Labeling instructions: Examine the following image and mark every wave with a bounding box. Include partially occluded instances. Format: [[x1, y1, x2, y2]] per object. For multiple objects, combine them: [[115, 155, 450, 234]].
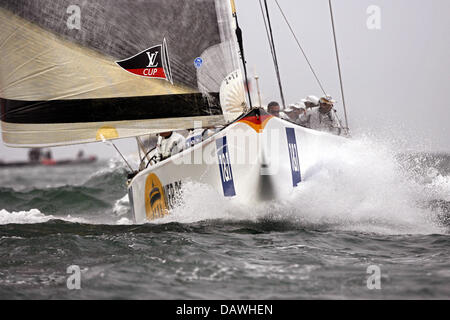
[[0, 139, 448, 235], [0, 185, 111, 214], [0, 159, 130, 224], [0, 159, 128, 211]]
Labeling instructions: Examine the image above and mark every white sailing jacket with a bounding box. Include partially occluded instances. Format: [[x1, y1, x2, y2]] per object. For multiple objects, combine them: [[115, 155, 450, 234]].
[[156, 132, 185, 160], [305, 107, 342, 134]]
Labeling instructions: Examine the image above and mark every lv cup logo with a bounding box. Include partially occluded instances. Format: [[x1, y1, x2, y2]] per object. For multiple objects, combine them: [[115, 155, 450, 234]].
[[116, 38, 173, 83]]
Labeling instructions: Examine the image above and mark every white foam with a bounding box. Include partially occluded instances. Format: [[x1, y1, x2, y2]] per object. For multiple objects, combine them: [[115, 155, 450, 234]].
[[429, 174, 450, 201], [116, 217, 133, 225], [155, 136, 447, 235], [280, 137, 444, 234], [157, 180, 250, 224], [0, 208, 87, 225], [113, 194, 130, 217]]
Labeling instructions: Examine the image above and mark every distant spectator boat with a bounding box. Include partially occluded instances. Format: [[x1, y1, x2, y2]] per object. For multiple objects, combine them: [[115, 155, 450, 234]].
[[0, 155, 97, 168]]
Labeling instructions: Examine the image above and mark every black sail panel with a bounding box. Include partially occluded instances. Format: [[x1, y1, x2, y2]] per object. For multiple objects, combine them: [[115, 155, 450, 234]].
[[1, 94, 221, 124]]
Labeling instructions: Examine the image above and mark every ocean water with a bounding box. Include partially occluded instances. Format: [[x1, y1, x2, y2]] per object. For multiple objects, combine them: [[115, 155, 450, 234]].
[[0, 138, 449, 299]]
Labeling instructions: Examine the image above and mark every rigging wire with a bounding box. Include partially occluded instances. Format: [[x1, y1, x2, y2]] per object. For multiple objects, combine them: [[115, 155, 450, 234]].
[[259, 0, 287, 108], [273, 0, 327, 97], [328, 0, 349, 130], [259, 0, 276, 70]]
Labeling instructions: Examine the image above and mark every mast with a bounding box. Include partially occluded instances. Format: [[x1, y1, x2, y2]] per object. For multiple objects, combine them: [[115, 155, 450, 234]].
[[230, 0, 253, 109], [328, 0, 349, 130], [260, 0, 286, 108]]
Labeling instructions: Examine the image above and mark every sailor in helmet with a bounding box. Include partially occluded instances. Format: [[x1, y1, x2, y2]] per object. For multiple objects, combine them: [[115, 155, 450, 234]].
[[307, 95, 342, 135]]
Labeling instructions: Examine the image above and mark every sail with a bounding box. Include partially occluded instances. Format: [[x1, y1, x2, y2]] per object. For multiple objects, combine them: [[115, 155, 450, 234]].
[[0, 0, 245, 147]]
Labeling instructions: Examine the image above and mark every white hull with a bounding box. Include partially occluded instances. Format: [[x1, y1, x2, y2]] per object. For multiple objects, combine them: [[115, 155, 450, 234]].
[[128, 109, 346, 223]]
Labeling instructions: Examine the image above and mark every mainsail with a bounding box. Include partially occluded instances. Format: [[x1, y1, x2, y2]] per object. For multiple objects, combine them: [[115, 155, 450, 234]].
[[0, 0, 245, 147]]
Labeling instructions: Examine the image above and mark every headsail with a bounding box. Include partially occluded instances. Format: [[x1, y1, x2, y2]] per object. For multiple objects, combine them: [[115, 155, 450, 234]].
[[0, 0, 245, 147]]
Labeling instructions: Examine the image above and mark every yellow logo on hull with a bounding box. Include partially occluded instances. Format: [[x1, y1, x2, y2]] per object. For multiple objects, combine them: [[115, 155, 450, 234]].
[[144, 173, 168, 220]]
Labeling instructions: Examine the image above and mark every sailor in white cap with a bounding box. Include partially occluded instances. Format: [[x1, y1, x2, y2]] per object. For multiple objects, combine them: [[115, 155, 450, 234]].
[[284, 103, 307, 125], [302, 95, 320, 110], [281, 104, 296, 121], [295, 102, 309, 127], [307, 95, 342, 134]]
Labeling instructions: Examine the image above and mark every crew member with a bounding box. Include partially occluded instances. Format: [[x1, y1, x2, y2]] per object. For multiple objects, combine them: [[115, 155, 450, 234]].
[[284, 103, 308, 125], [307, 96, 342, 135], [267, 101, 281, 117], [295, 103, 309, 127], [153, 131, 185, 163], [267, 101, 289, 119], [302, 95, 320, 110], [282, 104, 295, 122]]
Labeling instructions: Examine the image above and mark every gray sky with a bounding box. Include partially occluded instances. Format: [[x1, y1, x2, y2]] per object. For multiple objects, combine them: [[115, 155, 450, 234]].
[[236, 0, 450, 151], [1, 0, 449, 161]]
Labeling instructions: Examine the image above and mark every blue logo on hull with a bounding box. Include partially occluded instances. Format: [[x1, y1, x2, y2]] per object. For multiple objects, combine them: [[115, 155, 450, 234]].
[[286, 128, 301, 187], [216, 136, 236, 197]]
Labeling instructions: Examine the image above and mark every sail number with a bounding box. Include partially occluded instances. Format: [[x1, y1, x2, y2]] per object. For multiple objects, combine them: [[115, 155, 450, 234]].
[[216, 136, 236, 197], [285, 128, 301, 187], [218, 152, 233, 182], [288, 143, 300, 172]]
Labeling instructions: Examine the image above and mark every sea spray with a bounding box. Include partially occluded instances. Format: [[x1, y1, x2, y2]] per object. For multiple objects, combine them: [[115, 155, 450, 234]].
[[155, 136, 448, 235]]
